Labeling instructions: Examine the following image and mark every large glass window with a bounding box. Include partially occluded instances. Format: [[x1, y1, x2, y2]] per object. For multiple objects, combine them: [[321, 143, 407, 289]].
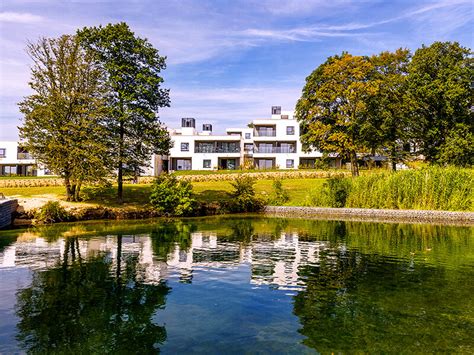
[[181, 143, 189, 152], [175, 159, 191, 170]]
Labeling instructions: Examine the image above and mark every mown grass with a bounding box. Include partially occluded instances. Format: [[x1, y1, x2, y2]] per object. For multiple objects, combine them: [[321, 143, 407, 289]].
[[1, 178, 326, 207]]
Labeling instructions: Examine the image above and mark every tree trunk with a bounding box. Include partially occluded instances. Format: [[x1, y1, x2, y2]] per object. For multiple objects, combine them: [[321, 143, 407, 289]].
[[117, 120, 124, 203], [350, 152, 359, 177], [64, 176, 73, 201], [74, 181, 82, 201], [391, 146, 397, 171]]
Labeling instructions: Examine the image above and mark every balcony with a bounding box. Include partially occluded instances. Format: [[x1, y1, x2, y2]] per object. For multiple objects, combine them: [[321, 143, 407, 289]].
[[254, 127, 276, 137], [254, 146, 296, 154], [195, 141, 240, 154], [17, 152, 33, 160], [195, 147, 240, 153]]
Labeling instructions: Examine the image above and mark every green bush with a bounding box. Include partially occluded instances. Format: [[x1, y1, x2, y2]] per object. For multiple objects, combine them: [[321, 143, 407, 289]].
[[35, 201, 70, 224], [149, 174, 197, 216], [226, 176, 265, 213], [269, 178, 290, 205], [310, 176, 351, 207]]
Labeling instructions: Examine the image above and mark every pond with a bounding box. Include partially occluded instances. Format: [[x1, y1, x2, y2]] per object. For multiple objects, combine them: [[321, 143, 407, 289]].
[[0, 216, 473, 353]]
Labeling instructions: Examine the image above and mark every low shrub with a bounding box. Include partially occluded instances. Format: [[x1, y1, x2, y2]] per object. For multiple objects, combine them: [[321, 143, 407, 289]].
[[226, 176, 265, 213], [149, 174, 197, 216], [269, 178, 290, 205], [35, 201, 71, 224]]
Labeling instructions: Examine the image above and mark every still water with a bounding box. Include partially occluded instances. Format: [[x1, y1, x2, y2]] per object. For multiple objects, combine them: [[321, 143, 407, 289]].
[[0, 216, 473, 353]]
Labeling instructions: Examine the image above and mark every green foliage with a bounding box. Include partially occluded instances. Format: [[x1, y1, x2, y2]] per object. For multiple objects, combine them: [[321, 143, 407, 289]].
[[18, 35, 111, 201], [77, 22, 172, 202], [269, 179, 290, 205], [35, 201, 71, 224], [296, 53, 378, 176], [438, 124, 474, 167], [407, 41, 473, 162], [226, 176, 265, 213], [149, 175, 197, 216], [308, 175, 351, 207], [366, 48, 411, 169], [307, 167, 473, 211]]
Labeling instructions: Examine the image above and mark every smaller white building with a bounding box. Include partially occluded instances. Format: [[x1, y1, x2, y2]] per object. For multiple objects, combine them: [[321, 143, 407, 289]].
[[0, 141, 49, 176]]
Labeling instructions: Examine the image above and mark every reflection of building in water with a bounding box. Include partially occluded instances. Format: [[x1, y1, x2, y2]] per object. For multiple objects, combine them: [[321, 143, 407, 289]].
[[1, 230, 330, 290]]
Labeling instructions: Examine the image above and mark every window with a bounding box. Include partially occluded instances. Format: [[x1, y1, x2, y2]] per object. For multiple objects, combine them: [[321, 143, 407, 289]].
[[281, 115, 289, 119], [286, 159, 294, 168], [286, 126, 295, 135], [203, 159, 211, 168], [271, 106, 281, 115], [0, 148, 5, 158], [245, 133, 251, 139], [181, 143, 189, 152]]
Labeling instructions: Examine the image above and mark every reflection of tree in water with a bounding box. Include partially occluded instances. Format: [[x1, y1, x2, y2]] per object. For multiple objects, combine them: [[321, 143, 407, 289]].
[[293, 223, 474, 353], [16, 236, 170, 354], [150, 221, 195, 260]]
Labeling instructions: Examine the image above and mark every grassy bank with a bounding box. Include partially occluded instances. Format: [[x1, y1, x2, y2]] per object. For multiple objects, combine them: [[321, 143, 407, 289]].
[[1, 178, 326, 208]]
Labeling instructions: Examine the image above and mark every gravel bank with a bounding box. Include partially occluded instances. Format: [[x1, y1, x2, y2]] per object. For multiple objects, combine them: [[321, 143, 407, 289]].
[[264, 206, 474, 225]]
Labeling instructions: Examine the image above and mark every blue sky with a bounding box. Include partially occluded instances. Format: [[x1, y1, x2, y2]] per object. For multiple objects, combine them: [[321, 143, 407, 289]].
[[0, 0, 472, 139]]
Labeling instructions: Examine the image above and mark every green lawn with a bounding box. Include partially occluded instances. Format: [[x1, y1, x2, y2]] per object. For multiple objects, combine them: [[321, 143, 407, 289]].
[[1, 178, 326, 207]]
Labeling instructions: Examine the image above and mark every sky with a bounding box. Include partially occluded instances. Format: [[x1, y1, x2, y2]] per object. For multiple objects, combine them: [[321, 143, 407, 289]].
[[0, 0, 472, 140]]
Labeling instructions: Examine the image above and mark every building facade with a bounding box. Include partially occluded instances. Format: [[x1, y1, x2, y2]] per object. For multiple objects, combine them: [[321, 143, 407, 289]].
[[0, 141, 49, 176], [163, 106, 341, 172]]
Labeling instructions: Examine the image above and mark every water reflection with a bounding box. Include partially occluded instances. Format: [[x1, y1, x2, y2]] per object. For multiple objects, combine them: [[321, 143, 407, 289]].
[[0, 217, 472, 353], [14, 236, 170, 353]]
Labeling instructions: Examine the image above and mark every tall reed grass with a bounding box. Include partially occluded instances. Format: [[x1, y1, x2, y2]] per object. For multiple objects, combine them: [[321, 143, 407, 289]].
[[306, 167, 473, 211]]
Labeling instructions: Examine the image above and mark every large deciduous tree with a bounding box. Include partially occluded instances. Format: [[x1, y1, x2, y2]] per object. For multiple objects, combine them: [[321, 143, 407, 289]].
[[77, 22, 172, 202], [365, 48, 411, 170], [296, 53, 378, 176], [18, 35, 111, 201], [406, 41, 473, 163]]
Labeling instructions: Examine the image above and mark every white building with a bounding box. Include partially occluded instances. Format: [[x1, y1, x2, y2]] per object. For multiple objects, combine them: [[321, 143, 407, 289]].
[[162, 106, 341, 172], [0, 141, 49, 176]]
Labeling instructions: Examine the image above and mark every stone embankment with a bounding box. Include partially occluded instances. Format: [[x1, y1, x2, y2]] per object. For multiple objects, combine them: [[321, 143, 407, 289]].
[[0, 199, 19, 228], [264, 206, 474, 225]]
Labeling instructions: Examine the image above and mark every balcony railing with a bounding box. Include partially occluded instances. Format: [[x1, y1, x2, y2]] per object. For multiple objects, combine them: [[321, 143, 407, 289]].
[[254, 146, 296, 153], [17, 153, 33, 160], [195, 147, 240, 153], [254, 130, 276, 137]]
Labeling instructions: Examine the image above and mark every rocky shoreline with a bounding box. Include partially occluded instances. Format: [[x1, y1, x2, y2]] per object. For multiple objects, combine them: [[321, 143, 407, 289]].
[[264, 206, 474, 225]]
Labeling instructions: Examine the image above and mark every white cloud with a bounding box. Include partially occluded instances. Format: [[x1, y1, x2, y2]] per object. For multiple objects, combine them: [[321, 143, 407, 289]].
[[0, 12, 43, 24]]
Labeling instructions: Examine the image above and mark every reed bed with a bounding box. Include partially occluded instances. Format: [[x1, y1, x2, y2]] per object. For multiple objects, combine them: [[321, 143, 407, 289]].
[[308, 167, 473, 211]]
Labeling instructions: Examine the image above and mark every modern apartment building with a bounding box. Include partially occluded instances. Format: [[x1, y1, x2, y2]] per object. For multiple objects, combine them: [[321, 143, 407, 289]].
[[0, 141, 49, 176], [162, 106, 341, 172]]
